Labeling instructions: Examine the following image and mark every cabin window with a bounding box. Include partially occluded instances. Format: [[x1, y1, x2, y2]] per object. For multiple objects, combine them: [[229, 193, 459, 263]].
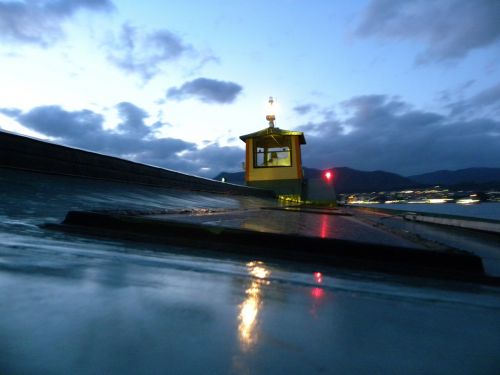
[[254, 136, 292, 167]]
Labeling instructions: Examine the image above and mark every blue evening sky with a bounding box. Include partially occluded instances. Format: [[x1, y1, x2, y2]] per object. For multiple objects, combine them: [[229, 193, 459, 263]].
[[1, 0, 499, 177]]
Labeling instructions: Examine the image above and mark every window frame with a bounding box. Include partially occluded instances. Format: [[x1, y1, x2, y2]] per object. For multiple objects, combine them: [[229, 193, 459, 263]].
[[253, 135, 293, 168]]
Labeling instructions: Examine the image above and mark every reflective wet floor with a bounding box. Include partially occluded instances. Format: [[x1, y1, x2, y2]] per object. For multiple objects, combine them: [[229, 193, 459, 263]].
[[145, 207, 424, 249], [1, 169, 500, 374]]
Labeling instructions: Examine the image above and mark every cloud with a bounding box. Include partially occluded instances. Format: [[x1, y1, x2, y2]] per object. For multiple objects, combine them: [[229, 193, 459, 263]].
[[166, 78, 243, 104], [471, 83, 500, 109], [2, 102, 245, 177], [0, 0, 114, 46], [293, 104, 316, 115], [299, 94, 500, 175], [4, 102, 193, 159], [115, 101, 161, 138], [0, 108, 22, 117], [141, 143, 244, 178], [17, 105, 104, 139], [448, 82, 500, 118], [437, 80, 476, 104], [355, 0, 500, 63], [182, 144, 243, 174], [106, 23, 193, 80]]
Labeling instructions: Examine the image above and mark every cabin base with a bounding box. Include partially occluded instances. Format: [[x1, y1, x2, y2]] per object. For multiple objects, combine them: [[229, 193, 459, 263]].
[[247, 179, 303, 197]]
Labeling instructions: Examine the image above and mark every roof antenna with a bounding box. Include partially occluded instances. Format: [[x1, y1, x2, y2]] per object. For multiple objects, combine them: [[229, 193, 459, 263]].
[[266, 96, 276, 128]]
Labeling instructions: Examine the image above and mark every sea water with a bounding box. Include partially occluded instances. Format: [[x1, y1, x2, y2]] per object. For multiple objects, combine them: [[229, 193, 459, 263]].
[[355, 202, 500, 221]]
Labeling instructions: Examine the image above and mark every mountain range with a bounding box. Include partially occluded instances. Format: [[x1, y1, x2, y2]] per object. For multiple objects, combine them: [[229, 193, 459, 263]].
[[214, 167, 500, 193]]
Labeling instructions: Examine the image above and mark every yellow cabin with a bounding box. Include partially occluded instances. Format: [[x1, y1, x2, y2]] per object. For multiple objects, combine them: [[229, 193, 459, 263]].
[[239, 97, 306, 197]]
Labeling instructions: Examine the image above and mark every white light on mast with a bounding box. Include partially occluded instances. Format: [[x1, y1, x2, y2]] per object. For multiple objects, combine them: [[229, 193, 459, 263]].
[[265, 96, 276, 128]]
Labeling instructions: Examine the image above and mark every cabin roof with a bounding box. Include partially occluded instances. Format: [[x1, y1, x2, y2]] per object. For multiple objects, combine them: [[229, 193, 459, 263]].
[[239, 127, 306, 144]]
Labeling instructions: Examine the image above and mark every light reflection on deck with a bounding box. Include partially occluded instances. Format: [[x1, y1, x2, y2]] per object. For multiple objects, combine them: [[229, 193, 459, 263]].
[[238, 261, 270, 350]]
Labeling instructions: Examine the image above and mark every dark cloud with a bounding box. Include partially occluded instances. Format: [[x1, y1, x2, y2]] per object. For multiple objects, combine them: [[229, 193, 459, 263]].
[[293, 104, 316, 115], [299, 119, 343, 137], [187, 144, 243, 173], [437, 80, 475, 104], [0, 108, 22, 117], [471, 83, 500, 109], [115, 101, 161, 138], [356, 0, 500, 63], [448, 82, 500, 118], [106, 23, 193, 80], [299, 94, 500, 175], [17, 105, 104, 138], [4, 102, 193, 161], [1, 102, 245, 177], [166, 78, 242, 104], [144, 143, 244, 178], [0, 0, 114, 46]]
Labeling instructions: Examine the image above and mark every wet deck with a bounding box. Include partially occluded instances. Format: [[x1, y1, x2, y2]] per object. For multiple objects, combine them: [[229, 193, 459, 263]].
[[2, 168, 500, 374], [148, 207, 424, 248], [50, 205, 490, 283]]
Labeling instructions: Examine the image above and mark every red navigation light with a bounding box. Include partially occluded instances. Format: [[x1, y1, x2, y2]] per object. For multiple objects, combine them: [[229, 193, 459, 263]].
[[314, 272, 323, 284], [323, 170, 333, 182]]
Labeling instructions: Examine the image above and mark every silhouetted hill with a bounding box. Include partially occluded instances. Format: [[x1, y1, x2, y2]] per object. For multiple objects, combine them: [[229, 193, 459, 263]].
[[214, 171, 245, 185], [215, 167, 500, 192], [322, 167, 418, 193], [409, 168, 500, 186], [214, 167, 419, 193]]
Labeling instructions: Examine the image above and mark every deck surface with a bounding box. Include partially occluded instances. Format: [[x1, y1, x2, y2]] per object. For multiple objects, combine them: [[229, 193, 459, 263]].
[[2, 169, 500, 374], [144, 207, 425, 249]]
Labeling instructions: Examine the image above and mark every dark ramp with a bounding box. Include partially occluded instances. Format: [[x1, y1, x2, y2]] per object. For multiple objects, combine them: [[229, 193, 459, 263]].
[[45, 208, 496, 284], [0, 131, 272, 197]]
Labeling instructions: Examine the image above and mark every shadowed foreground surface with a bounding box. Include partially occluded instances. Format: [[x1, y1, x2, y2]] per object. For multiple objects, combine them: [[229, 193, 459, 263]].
[[1, 169, 500, 374]]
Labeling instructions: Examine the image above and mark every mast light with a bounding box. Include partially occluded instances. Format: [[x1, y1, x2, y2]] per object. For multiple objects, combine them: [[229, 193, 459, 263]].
[[266, 96, 276, 128]]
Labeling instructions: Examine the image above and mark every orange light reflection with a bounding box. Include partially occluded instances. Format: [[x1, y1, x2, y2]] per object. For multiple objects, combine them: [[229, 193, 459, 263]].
[[238, 261, 270, 351]]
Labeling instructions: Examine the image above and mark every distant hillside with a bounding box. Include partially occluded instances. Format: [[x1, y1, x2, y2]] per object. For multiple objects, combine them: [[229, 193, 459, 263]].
[[409, 168, 500, 186], [321, 167, 418, 193], [214, 171, 245, 185], [215, 167, 500, 192], [214, 167, 419, 193]]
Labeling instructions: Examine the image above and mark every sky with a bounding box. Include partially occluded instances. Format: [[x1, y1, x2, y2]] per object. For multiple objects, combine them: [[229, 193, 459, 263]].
[[1, 0, 499, 178]]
